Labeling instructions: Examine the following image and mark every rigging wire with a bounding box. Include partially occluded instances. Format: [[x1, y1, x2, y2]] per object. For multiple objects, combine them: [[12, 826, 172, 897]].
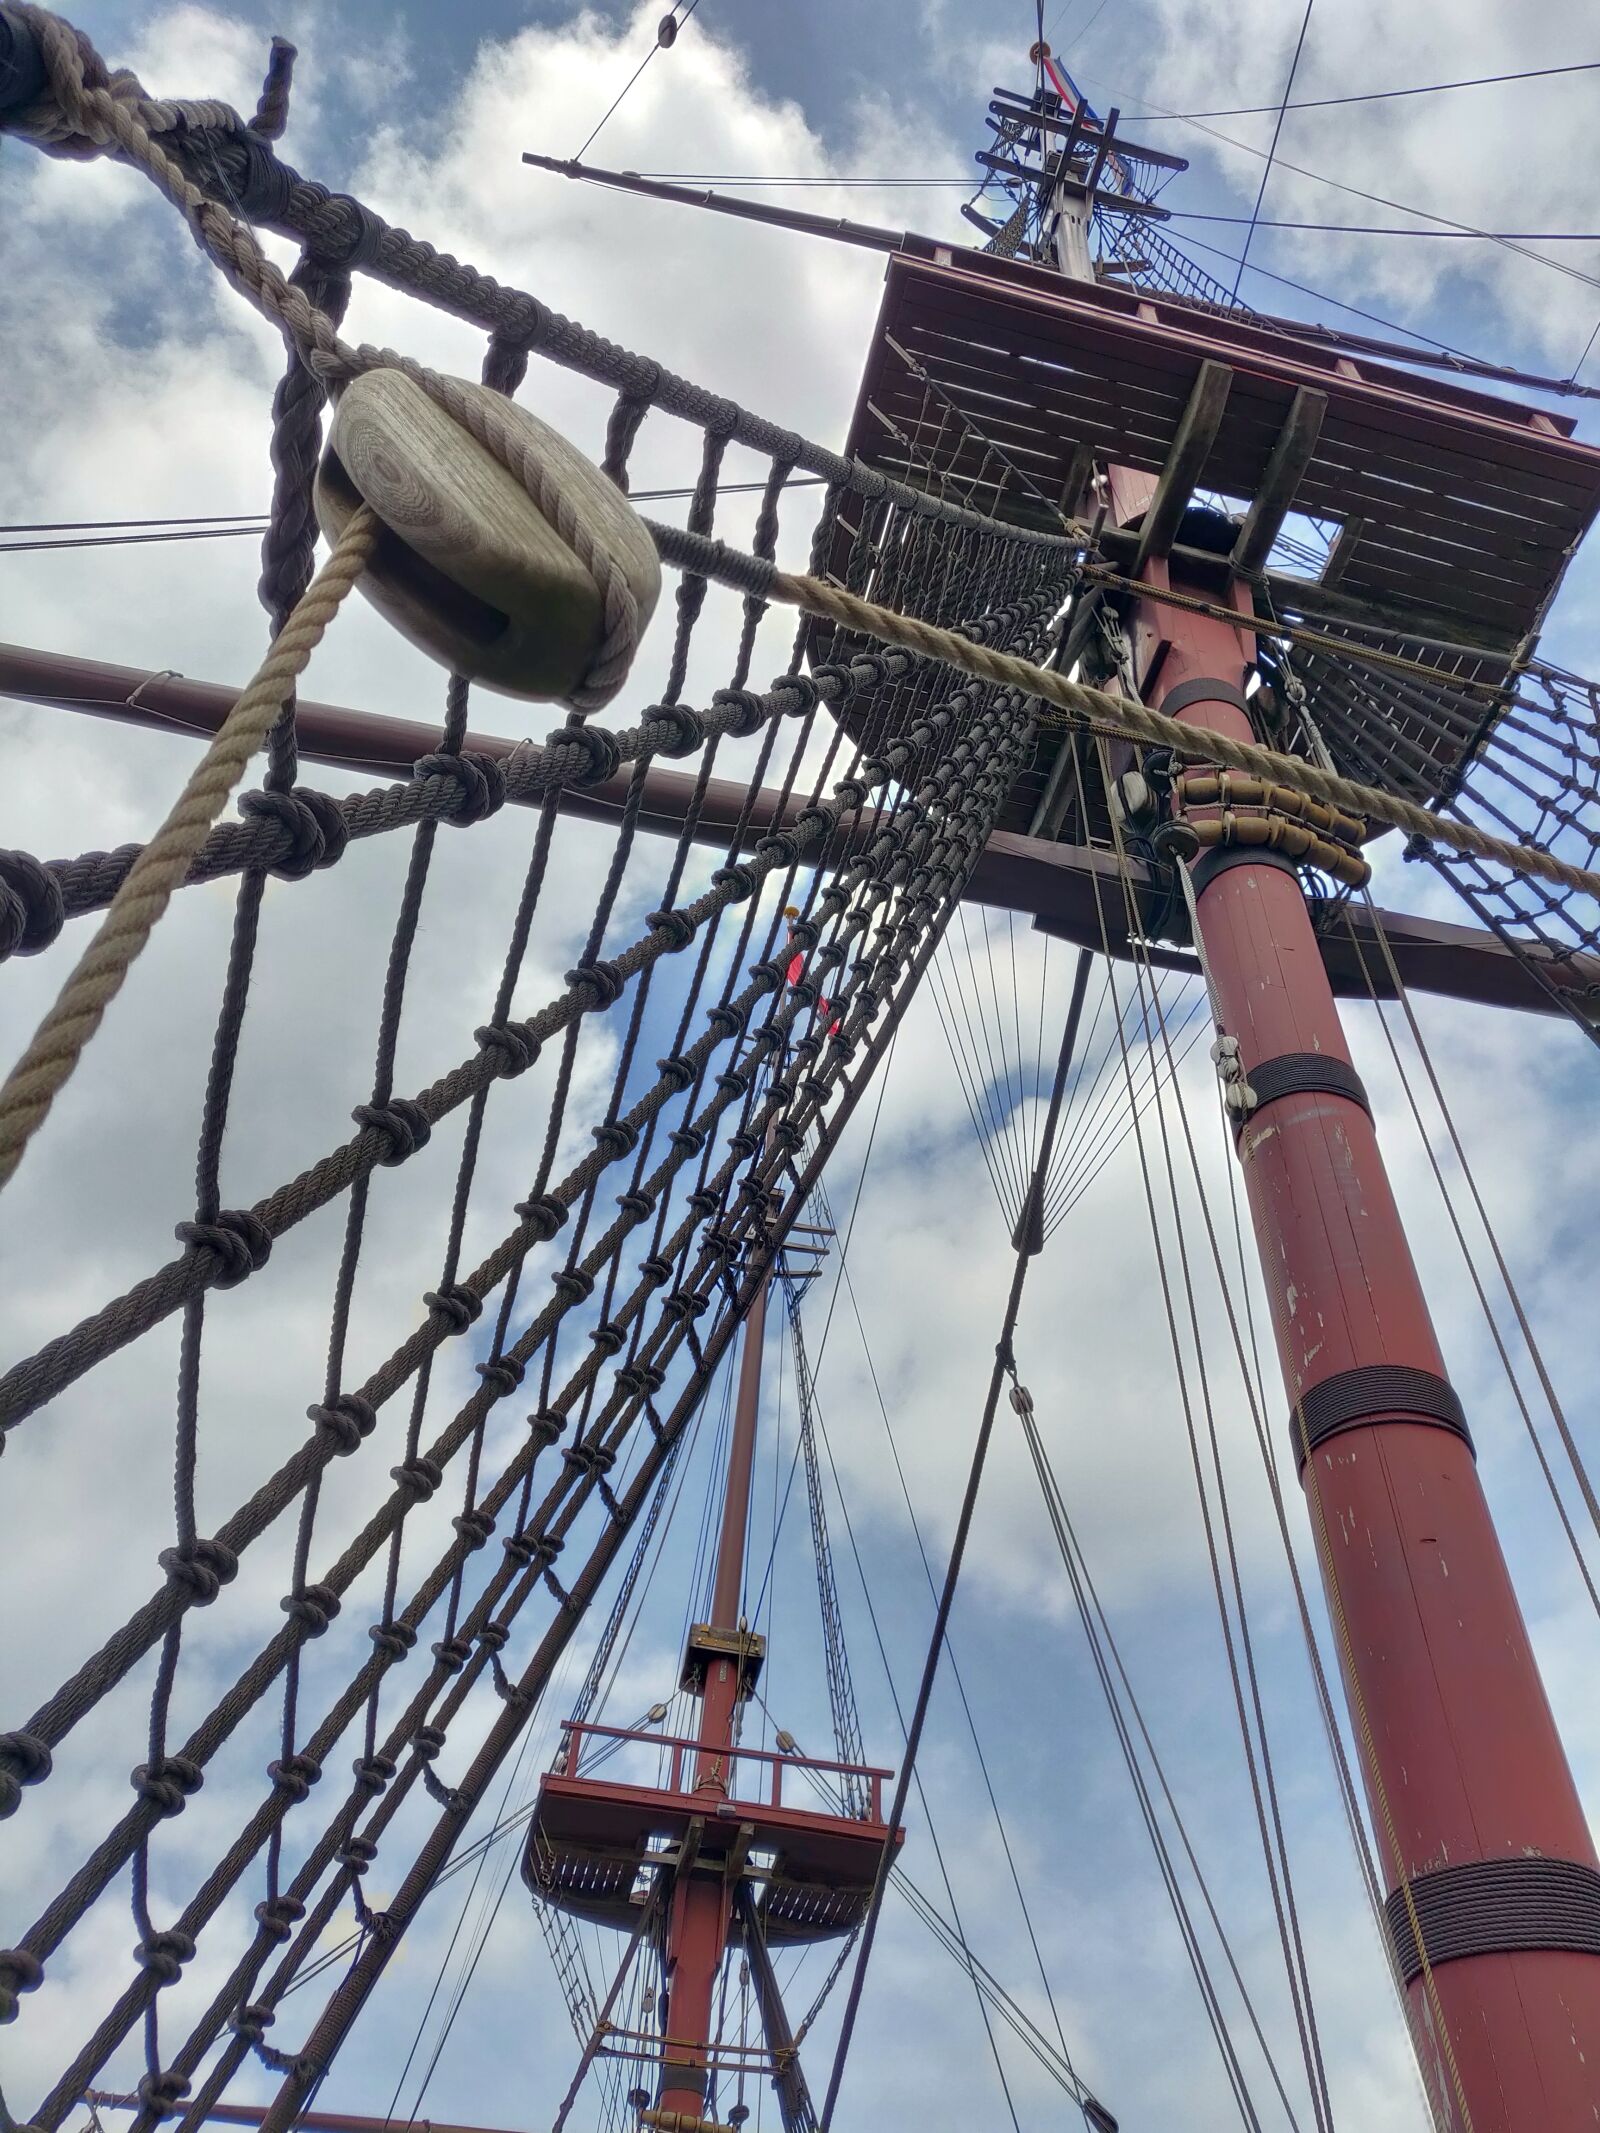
[[1133, 57, 1600, 121], [818, 952, 1092, 2129], [573, 0, 702, 161], [1231, 0, 1315, 300]]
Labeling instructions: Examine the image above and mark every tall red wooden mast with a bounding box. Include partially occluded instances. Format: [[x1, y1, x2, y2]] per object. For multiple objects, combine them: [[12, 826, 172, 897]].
[[815, 54, 1600, 2132]]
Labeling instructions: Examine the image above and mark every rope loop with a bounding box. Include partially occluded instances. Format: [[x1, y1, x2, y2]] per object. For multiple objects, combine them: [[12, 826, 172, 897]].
[[135, 2070, 191, 2119], [644, 702, 703, 758], [474, 1020, 540, 1077], [515, 1191, 569, 1241], [267, 1750, 322, 1800], [424, 1282, 482, 1334], [390, 1453, 444, 1500], [253, 1894, 305, 1944]]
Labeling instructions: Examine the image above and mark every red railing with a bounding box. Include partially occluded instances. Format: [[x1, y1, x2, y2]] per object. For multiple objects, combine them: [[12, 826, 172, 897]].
[[554, 1719, 891, 1823]]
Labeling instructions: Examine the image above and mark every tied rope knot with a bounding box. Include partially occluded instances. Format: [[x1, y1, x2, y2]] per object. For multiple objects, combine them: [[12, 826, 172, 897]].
[[267, 1751, 322, 1800], [174, 1207, 272, 1287], [157, 1537, 238, 1604], [0, 1946, 44, 2023], [424, 1282, 481, 1333], [307, 1393, 376, 1456], [0, 850, 65, 961], [253, 1894, 305, 1944], [135, 2070, 191, 2119], [0, 1731, 52, 1819], [238, 785, 349, 878], [134, 1927, 196, 1984], [391, 1453, 444, 1500], [280, 1582, 341, 1633], [353, 1095, 431, 1165], [131, 1754, 203, 1816], [413, 749, 506, 825], [474, 1021, 539, 1078]]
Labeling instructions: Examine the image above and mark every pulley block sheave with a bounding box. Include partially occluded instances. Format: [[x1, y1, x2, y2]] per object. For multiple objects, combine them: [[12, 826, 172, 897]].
[[314, 369, 661, 701]]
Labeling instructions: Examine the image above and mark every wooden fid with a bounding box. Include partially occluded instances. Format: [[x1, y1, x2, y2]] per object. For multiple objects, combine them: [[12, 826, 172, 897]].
[[314, 370, 661, 702]]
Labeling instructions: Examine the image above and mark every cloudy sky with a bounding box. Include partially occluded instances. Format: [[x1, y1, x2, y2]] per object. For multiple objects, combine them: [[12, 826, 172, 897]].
[[4, 3, 1600, 2132]]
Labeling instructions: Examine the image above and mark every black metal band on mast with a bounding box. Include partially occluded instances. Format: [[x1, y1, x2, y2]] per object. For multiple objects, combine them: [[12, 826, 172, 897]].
[[818, 947, 1094, 2129]]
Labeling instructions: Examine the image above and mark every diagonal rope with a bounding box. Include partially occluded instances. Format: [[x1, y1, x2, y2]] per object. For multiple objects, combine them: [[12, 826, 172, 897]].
[[0, 506, 376, 1190]]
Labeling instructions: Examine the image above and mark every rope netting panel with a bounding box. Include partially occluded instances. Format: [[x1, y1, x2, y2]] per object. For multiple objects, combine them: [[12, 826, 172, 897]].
[[0, 23, 1078, 2128], [1290, 648, 1600, 1042]]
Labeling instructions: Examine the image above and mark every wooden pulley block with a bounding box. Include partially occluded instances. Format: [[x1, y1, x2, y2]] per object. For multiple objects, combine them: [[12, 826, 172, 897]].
[[313, 369, 661, 704]]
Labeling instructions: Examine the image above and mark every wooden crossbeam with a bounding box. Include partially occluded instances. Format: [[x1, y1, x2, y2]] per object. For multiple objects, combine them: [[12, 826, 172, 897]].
[[1231, 386, 1327, 575], [987, 92, 1190, 173], [1132, 360, 1234, 575]]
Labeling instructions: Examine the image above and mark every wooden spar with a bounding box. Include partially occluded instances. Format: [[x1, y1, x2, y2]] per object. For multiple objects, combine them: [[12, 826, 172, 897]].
[[3, 639, 1595, 1023], [1230, 386, 1327, 574], [1132, 359, 1233, 573]]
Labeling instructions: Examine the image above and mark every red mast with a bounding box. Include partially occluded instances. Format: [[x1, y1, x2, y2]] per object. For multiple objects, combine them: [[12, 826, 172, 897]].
[[654, 1276, 770, 2125]]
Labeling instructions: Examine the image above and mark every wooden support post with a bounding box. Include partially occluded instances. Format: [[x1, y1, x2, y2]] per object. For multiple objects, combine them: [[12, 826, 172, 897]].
[[1322, 515, 1366, 586], [1132, 359, 1233, 575], [1231, 385, 1327, 575]]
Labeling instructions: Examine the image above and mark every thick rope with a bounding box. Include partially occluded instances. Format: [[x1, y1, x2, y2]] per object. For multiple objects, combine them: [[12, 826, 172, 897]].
[[769, 570, 1600, 902], [8, 6, 640, 713], [0, 509, 377, 1192]]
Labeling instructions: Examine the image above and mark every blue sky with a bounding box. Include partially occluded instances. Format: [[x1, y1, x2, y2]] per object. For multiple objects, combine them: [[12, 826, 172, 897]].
[[3, 5, 1600, 2132]]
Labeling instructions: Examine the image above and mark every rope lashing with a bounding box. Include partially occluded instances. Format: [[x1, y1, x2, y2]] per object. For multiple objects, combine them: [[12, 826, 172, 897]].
[[0, 508, 377, 1192], [3, 4, 654, 713], [762, 569, 1600, 903]]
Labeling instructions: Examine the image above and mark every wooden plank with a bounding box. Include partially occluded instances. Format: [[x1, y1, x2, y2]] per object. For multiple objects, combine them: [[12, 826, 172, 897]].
[[1133, 360, 1233, 573], [1322, 517, 1365, 586], [1232, 387, 1327, 573]]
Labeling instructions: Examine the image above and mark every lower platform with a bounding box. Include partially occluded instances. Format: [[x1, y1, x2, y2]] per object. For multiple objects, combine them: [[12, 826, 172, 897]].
[[521, 1722, 901, 1945]]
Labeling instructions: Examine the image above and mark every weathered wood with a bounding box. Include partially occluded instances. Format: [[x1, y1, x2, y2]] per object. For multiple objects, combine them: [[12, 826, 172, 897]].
[[1132, 359, 1234, 573], [315, 370, 660, 702], [1231, 386, 1327, 574]]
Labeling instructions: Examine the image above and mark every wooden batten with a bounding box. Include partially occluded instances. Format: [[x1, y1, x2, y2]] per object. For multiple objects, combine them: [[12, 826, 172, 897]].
[[1132, 360, 1234, 574], [1231, 386, 1327, 575]]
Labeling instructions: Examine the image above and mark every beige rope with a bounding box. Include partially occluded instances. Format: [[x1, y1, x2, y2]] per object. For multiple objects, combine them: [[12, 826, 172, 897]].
[[774, 570, 1600, 902], [0, 509, 378, 1192]]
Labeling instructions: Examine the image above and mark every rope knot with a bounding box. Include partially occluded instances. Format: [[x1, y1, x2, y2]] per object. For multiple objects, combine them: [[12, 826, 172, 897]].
[[308, 1394, 377, 1456], [231, 2002, 276, 2042], [514, 1191, 569, 1240], [476, 1353, 525, 1397], [711, 861, 758, 901], [175, 1208, 272, 1287], [135, 1928, 197, 1984], [267, 1751, 323, 1801], [135, 2070, 191, 2120], [391, 1454, 444, 1501], [526, 1406, 568, 1447], [0, 1946, 44, 2022], [368, 1620, 417, 1660], [253, 1894, 305, 1944], [0, 850, 65, 961], [424, 1283, 482, 1334], [431, 1635, 472, 1674], [565, 958, 625, 1007], [591, 1118, 637, 1159], [552, 1266, 595, 1305], [280, 1583, 341, 1634], [644, 702, 703, 758], [547, 720, 621, 786], [131, 1755, 203, 1817], [352, 1096, 431, 1164], [474, 1020, 540, 1077], [710, 687, 768, 738], [158, 1538, 238, 1604], [647, 908, 696, 950], [353, 1752, 397, 1795], [772, 671, 820, 714], [0, 1731, 52, 1819], [238, 786, 349, 878], [414, 748, 506, 825], [451, 1507, 495, 1550], [336, 1835, 378, 1874]]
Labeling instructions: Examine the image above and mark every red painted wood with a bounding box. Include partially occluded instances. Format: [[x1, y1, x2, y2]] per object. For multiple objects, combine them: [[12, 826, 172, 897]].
[[1143, 585, 1600, 2132]]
